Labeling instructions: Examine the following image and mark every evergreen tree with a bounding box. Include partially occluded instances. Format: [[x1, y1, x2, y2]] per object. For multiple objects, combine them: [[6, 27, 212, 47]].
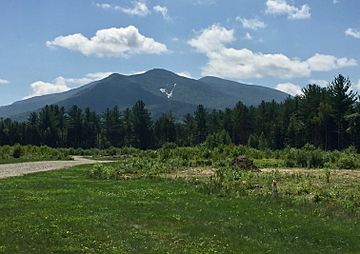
[[131, 100, 153, 149], [328, 75, 356, 149], [194, 105, 207, 144], [154, 112, 176, 146]]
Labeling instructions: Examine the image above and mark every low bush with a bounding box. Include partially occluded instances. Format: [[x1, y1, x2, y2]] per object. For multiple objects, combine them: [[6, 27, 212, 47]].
[[0, 145, 70, 162]]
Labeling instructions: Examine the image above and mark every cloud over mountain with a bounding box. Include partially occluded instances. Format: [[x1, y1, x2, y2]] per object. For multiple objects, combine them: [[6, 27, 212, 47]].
[[188, 25, 357, 79], [276, 82, 302, 96], [25, 72, 112, 98], [46, 26, 168, 57]]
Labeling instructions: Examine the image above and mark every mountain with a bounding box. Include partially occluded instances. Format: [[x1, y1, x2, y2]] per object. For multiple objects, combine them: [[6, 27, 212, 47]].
[[0, 69, 290, 120]]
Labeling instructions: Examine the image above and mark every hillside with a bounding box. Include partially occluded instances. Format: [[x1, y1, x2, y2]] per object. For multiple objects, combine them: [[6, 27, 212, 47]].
[[0, 69, 289, 120]]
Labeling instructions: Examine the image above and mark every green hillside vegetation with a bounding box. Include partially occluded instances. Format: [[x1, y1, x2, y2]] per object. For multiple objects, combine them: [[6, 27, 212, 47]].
[[0, 69, 289, 120], [0, 74, 359, 152]]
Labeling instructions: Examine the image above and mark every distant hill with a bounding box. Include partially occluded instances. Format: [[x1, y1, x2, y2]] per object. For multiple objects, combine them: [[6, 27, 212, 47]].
[[0, 69, 289, 120]]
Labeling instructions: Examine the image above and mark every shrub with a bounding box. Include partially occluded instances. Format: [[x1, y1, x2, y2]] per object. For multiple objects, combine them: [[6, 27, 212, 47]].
[[12, 144, 23, 158], [204, 130, 231, 149]]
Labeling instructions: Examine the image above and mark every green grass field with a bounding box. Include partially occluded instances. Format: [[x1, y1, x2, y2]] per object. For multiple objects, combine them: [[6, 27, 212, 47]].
[[0, 165, 359, 253]]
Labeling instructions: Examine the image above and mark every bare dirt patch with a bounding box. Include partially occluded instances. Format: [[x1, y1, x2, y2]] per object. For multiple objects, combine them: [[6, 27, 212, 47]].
[[162, 167, 216, 179]]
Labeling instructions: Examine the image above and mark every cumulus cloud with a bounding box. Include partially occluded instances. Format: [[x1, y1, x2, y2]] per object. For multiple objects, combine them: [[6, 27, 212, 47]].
[[188, 24, 234, 53], [153, 5, 170, 20], [307, 53, 357, 71], [265, 0, 311, 20], [236, 17, 266, 30], [309, 79, 328, 87], [0, 79, 9, 85], [276, 82, 302, 96], [46, 26, 168, 57], [188, 25, 357, 79], [96, 1, 150, 16], [25, 72, 112, 99], [176, 71, 194, 79], [345, 28, 360, 39]]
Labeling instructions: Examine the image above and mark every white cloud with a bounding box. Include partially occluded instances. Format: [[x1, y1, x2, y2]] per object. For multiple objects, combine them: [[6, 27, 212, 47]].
[[121, 70, 146, 76], [265, 0, 311, 20], [120, 1, 150, 16], [46, 26, 168, 57], [0, 79, 9, 85], [244, 32, 253, 40], [25, 72, 112, 99], [26, 79, 70, 99], [153, 5, 170, 20], [95, 3, 112, 9], [309, 79, 328, 87], [276, 82, 302, 96], [188, 24, 234, 53], [188, 25, 357, 80], [176, 71, 194, 79], [345, 28, 360, 39], [306, 53, 357, 71], [95, 2, 150, 16], [333, 0, 339, 4], [236, 17, 266, 30]]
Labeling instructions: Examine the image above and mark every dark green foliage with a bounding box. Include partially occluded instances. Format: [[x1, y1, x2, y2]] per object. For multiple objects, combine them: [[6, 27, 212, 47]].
[[0, 75, 359, 152], [154, 113, 176, 146], [204, 130, 232, 149], [0, 69, 289, 121], [0, 145, 70, 163], [12, 144, 23, 158]]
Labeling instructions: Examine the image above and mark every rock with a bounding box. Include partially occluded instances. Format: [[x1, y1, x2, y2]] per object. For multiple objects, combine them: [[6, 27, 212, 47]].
[[232, 156, 260, 172]]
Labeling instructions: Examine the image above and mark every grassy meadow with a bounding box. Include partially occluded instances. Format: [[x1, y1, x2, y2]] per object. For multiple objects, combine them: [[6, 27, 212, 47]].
[[0, 144, 359, 253]]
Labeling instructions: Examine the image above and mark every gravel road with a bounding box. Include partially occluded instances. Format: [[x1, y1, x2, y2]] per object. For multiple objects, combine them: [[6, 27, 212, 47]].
[[0, 156, 105, 179]]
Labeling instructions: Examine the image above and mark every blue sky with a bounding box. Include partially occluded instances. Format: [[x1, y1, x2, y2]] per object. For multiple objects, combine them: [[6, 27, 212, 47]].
[[0, 0, 359, 105]]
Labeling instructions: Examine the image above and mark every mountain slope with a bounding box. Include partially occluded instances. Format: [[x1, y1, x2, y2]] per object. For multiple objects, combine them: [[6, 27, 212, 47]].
[[0, 69, 290, 120], [56, 73, 196, 118], [0, 80, 99, 118], [199, 76, 289, 106]]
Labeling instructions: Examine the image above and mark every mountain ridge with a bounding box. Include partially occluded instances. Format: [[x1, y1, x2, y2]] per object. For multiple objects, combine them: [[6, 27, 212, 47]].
[[0, 69, 290, 120]]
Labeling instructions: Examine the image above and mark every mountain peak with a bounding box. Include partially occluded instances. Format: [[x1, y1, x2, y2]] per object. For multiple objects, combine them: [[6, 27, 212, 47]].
[[144, 68, 177, 76], [0, 69, 289, 120]]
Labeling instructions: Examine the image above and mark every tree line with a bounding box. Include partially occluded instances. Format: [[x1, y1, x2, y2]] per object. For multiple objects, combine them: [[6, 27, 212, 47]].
[[0, 74, 359, 151]]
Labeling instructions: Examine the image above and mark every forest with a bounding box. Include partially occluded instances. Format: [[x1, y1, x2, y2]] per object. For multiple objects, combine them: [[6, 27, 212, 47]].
[[0, 74, 359, 151]]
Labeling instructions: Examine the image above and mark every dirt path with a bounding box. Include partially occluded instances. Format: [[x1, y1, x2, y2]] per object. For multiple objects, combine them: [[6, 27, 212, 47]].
[[0, 156, 109, 179]]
